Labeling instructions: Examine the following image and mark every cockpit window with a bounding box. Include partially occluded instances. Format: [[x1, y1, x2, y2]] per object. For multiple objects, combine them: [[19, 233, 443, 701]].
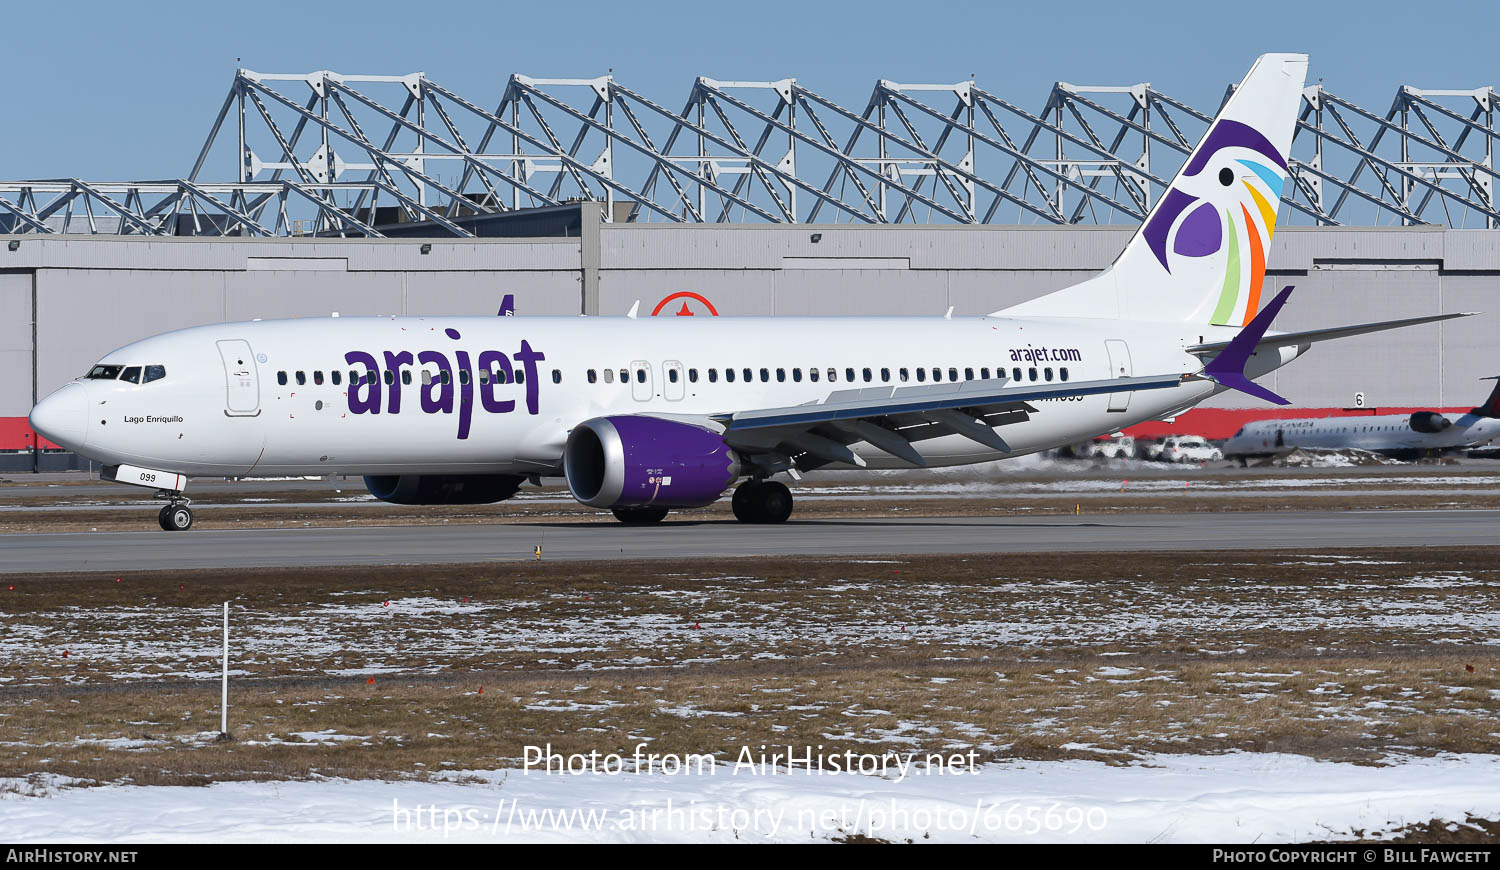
[[86, 364, 123, 380], [143, 365, 166, 383], [121, 366, 142, 384]]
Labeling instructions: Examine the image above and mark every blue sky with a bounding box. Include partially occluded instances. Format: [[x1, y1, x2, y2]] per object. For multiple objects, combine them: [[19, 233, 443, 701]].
[[3, 0, 1492, 180]]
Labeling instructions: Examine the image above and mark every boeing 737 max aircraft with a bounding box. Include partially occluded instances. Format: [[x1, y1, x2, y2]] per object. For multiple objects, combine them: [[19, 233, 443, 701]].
[[27, 53, 1474, 530]]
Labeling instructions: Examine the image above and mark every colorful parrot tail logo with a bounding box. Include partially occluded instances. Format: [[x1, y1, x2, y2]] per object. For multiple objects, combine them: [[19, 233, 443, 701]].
[[1139, 119, 1290, 327]]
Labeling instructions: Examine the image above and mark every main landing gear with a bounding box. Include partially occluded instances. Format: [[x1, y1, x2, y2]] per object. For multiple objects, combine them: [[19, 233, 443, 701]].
[[732, 480, 793, 524], [156, 492, 193, 531]]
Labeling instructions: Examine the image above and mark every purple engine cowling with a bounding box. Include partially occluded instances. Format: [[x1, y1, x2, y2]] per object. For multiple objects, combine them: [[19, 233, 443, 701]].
[[564, 416, 741, 509]]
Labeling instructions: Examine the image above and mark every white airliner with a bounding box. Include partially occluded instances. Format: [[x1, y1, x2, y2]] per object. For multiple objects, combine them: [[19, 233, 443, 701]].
[[1223, 378, 1500, 461], [27, 53, 1473, 531]]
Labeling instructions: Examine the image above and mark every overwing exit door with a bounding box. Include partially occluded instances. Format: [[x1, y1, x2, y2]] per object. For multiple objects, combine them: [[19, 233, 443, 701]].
[[630, 360, 653, 402]]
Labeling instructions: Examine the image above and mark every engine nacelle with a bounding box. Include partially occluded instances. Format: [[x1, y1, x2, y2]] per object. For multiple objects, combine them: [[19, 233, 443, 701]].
[[363, 474, 525, 505], [564, 416, 741, 509], [1408, 411, 1453, 434]]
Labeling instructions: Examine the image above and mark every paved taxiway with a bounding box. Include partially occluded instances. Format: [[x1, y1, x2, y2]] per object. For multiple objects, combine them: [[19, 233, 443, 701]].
[[1, 509, 1495, 573]]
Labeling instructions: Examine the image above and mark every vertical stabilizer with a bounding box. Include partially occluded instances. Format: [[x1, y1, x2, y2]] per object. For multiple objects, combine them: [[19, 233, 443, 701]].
[[999, 53, 1308, 324], [1471, 377, 1500, 417]]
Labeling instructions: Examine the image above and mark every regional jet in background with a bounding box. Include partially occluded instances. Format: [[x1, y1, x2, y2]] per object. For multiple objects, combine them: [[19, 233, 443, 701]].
[[27, 53, 1475, 531], [1223, 377, 1500, 462]]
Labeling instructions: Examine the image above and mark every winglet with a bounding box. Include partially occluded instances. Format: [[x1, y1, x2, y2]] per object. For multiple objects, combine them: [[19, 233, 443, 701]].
[[626, 300, 641, 319], [1200, 285, 1295, 405], [497, 294, 515, 316]]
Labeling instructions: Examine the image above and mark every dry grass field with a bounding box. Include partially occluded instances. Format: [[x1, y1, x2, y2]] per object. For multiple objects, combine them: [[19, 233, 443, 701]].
[[2, 548, 1496, 788]]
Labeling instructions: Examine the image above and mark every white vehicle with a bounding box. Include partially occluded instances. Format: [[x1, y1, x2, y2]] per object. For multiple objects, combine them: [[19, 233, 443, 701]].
[[1223, 378, 1500, 462], [28, 54, 1472, 531], [1079, 436, 1137, 460], [1154, 435, 1223, 464]]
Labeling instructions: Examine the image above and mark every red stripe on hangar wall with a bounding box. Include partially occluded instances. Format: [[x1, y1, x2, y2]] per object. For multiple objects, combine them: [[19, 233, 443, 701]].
[[1123, 407, 1474, 441], [0, 417, 61, 451]]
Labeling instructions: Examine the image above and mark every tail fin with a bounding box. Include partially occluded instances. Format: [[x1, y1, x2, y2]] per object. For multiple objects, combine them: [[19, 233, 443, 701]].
[[1471, 376, 1500, 417], [1000, 53, 1308, 323]]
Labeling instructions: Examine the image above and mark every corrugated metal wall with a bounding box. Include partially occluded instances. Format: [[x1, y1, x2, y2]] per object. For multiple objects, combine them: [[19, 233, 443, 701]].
[[0, 271, 32, 417]]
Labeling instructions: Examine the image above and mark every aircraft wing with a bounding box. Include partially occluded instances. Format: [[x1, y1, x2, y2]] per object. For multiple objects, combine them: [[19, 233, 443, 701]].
[[712, 373, 1186, 468], [1186, 311, 1474, 355]]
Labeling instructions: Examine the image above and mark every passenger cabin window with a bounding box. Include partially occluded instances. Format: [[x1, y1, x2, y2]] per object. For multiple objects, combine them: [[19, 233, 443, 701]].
[[881, 368, 890, 382], [296, 371, 307, 386], [743, 368, 752, 382], [1028, 367, 1038, 381], [143, 365, 166, 383], [809, 368, 819, 382], [603, 369, 613, 384], [791, 368, 801, 383], [917, 368, 926, 382], [760, 368, 770, 382], [862, 367, 872, 382], [402, 370, 412, 386], [331, 370, 341, 386], [775, 368, 785, 383], [725, 368, 736, 383], [86, 364, 124, 380], [689, 368, 699, 383], [588, 369, 598, 384], [277, 371, 288, 386], [845, 368, 855, 382], [635, 369, 646, 384], [965, 367, 975, 381], [949, 367, 958, 382], [552, 370, 562, 384], [1060, 367, 1070, 381], [1012, 367, 1022, 382], [669, 368, 680, 383], [313, 371, 324, 385], [708, 369, 718, 383], [900, 367, 910, 382]]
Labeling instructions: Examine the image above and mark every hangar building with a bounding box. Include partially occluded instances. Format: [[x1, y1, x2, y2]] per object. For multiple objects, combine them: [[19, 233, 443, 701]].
[[2, 70, 1495, 468]]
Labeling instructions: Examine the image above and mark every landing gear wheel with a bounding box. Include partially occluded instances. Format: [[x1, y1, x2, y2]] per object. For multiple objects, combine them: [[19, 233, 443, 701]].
[[756, 481, 793, 524], [159, 504, 194, 531], [732, 482, 763, 523], [612, 507, 668, 525], [732, 480, 793, 524]]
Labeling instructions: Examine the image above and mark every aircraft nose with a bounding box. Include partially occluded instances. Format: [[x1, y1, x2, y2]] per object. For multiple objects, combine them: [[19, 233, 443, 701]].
[[29, 383, 89, 451]]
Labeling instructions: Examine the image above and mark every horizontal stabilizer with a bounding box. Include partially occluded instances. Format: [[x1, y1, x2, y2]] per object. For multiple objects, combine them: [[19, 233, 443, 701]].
[[1188, 311, 1475, 354]]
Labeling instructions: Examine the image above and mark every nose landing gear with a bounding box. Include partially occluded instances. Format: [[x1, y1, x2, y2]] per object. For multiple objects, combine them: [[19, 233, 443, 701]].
[[155, 492, 194, 531], [731, 480, 793, 524]]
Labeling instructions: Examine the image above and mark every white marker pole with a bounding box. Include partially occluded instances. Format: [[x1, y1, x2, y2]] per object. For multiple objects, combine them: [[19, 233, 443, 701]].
[[221, 601, 229, 737]]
